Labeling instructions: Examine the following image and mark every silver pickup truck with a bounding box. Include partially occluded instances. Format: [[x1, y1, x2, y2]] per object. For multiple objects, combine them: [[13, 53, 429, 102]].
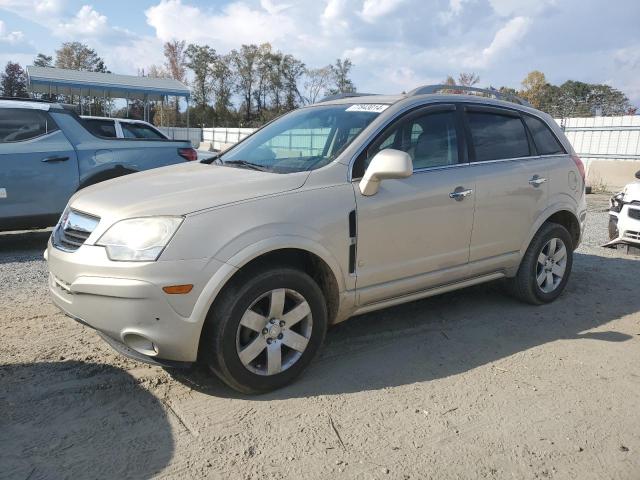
[[0, 98, 197, 231]]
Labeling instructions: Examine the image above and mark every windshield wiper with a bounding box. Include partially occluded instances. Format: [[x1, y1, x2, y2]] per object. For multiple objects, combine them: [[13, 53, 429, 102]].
[[223, 160, 270, 172], [200, 153, 221, 165]]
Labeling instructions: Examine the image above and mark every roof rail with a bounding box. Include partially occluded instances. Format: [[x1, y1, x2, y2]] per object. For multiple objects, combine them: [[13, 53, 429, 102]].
[[318, 92, 378, 103], [407, 84, 531, 106]]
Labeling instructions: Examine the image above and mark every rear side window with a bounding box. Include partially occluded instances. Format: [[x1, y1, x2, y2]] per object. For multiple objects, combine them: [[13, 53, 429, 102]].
[[0, 108, 58, 143], [84, 119, 117, 138], [120, 122, 166, 140], [467, 111, 530, 162], [523, 115, 565, 155]]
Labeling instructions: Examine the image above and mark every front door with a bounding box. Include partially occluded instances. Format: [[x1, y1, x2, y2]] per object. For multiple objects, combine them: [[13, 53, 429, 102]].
[[0, 108, 79, 228], [353, 105, 476, 305]]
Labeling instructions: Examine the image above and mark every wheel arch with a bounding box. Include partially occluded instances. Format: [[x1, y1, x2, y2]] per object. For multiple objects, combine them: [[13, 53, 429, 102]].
[[521, 206, 581, 257], [77, 165, 138, 190]]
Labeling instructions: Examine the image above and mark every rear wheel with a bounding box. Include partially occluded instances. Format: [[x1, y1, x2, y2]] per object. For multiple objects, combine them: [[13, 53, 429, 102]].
[[200, 267, 327, 394], [508, 222, 573, 305]]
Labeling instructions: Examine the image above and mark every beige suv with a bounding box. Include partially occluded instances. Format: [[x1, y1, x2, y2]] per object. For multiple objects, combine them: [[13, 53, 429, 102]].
[[47, 85, 587, 393]]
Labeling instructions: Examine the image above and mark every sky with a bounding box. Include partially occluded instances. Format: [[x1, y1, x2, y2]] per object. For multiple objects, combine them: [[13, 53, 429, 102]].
[[0, 0, 639, 105]]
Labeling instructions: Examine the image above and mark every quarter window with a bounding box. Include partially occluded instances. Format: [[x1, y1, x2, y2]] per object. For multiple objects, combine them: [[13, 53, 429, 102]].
[[0, 108, 58, 143], [523, 115, 565, 155], [467, 111, 530, 162]]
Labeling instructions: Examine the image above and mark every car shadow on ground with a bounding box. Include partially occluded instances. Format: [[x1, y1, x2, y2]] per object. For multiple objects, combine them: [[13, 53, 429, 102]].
[[171, 252, 639, 399], [0, 229, 51, 264], [0, 361, 174, 480]]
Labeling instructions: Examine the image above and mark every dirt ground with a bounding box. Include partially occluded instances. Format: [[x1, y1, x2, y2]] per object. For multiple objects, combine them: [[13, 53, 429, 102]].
[[1, 193, 639, 480]]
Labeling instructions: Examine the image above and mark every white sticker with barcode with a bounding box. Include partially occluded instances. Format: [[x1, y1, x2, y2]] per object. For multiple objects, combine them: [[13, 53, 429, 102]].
[[346, 104, 389, 113], [0, 188, 6, 199]]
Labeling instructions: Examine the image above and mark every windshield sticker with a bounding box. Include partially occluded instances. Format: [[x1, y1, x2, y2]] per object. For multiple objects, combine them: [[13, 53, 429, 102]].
[[346, 104, 389, 113]]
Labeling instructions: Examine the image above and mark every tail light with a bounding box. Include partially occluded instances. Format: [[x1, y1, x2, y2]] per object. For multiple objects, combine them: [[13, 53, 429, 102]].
[[178, 147, 197, 161], [571, 154, 585, 182]]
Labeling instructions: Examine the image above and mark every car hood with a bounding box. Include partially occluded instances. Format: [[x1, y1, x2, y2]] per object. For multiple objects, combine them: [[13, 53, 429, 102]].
[[70, 162, 310, 220]]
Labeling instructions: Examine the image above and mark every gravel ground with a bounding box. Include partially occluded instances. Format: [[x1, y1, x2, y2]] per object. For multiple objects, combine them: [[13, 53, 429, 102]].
[[1, 193, 640, 480]]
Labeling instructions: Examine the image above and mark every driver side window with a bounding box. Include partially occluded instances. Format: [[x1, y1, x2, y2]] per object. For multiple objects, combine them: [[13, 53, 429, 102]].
[[354, 109, 459, 177]]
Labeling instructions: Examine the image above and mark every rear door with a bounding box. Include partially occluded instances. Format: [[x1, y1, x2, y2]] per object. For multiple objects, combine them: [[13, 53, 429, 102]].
[[0, 107, 79, 228], [464, 105, 549, 263]]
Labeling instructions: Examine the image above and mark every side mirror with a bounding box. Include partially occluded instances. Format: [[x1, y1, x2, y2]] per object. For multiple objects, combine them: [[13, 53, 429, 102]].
[[359, 149, 413, 196], [635, 170, 640, 180]]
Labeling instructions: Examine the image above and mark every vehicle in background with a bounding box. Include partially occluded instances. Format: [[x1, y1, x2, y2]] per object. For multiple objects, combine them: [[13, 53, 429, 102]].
[[0, 98, 197, 231], [47, 85, 586, 393], [81, 116, 168, 140], [605, 169, 640, 248]]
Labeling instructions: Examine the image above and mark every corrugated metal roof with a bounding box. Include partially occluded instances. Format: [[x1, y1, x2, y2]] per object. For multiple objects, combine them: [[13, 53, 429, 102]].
[[26, 66, 190, 100]]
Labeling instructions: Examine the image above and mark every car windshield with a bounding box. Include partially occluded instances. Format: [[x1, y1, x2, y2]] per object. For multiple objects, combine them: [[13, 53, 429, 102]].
[[219, 104, 387, 173]]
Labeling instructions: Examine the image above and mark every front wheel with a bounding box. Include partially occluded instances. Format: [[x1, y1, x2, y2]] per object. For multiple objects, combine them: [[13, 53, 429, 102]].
[[200, 267, 328, 394], [508, 223, 573, 305]]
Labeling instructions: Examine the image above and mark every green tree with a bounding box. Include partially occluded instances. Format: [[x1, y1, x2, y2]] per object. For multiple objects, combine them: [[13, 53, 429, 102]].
[[1, 62, 28, 97], [231, 44, 261, 123], [329, 58, 355, 95], [185, 44, 216, 125], [33, 53, 53, 68]]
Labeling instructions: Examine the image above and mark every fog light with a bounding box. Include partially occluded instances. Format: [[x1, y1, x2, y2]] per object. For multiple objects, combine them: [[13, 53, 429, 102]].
[[123, 333, 158, 356]]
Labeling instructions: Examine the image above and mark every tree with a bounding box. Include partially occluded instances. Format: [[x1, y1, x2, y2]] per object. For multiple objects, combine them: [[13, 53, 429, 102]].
[[210, 54, 235, 125], [185, 44, 216, 110], [55, 42, 107, 72], [1, 62, 28, 97], [302, 66, 333, 104], [329, 58, 355, 95], [164, 40, 187, 83], [458, 72, 479, 87], [231, 44, 261, 123], [163, 40, 188, 125], [33, 53, 53, 68], [281, 54, 305, 110]]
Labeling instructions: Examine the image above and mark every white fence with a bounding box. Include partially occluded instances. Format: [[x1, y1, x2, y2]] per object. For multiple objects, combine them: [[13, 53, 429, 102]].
[[554, 116, 640, 189], [157, 127, 202, 148], [202, 128, 255, 151]]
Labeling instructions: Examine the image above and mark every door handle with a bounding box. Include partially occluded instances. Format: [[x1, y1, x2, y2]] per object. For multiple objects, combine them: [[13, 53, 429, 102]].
[[449, 188, 473, 200], [529, 175, 547, 186], [42, 156, 69, 163]]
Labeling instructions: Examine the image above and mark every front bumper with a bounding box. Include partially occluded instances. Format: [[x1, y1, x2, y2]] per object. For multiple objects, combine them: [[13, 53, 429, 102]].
[[47, 239, 229, 362], [604, 205, 640, 248]]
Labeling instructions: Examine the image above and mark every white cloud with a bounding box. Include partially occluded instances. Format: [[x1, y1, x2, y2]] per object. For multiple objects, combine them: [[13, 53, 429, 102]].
[[0, 20, 24, 44], [468, 16, 532, 68], [145, 0, 296, 47], [260, 0, 291, 15], [0, 0, 63, 22], [55, 5, 109, 37], [488, 0, 555, 17], [321, 0, 349, 30], [359, 0, 405, 23]]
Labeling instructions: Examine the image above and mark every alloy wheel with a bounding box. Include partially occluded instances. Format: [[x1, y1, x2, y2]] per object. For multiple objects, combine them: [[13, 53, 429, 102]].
[[235, 288, 313, 376], [535, 237, 567, 293]]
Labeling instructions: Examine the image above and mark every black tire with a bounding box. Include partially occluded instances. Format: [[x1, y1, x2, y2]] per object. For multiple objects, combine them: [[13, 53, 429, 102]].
[[508, 222, 574, 305], [608, 215, 619, 240], [200, 267, 327, 394]]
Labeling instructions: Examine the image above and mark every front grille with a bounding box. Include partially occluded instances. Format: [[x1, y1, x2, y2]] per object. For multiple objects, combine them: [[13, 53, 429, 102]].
[[624, 230, 640, 241], [52, 209, 100, 252], [628, 208, 640, 221]]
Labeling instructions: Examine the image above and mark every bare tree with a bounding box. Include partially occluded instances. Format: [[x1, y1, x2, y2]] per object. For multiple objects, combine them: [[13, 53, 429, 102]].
[[329, 58, 356, 95], [231, 44, 261, 123], [458, 72, 480, 87], [303, 66, 333, 104]]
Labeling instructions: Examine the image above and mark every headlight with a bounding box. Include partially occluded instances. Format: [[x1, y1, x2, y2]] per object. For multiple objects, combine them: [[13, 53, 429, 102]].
[[96, 216, 183, 261]]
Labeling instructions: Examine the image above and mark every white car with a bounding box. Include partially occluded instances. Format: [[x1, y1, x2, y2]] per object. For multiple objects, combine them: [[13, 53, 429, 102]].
[[606, 170, 640, 248], [81, 116, 168, 140]]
